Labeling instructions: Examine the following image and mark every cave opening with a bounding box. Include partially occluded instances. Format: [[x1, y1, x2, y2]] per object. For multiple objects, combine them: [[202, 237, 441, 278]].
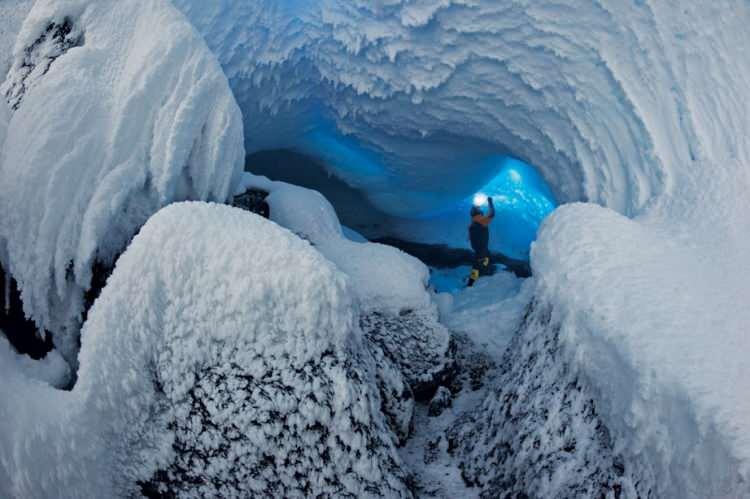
[[245, 147, 558, 287]]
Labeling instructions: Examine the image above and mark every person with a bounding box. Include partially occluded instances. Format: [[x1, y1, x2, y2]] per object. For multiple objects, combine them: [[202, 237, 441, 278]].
[[467, 196, 495, 287]]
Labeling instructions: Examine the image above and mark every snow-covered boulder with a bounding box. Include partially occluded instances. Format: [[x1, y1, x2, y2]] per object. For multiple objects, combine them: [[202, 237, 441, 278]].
[[0, 0, 245, 365], [235, 174, 456, 400], [235, 173, 431, 315], [448, 301, 648, 498], [0, 203, 413, 498], [360, 310, 455, 401], [525, 204, 750, 498], [447, 203, 750, 498]]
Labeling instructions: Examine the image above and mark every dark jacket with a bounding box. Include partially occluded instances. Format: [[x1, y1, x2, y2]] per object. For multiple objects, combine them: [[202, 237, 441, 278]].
[[469, 201, 494, 255]]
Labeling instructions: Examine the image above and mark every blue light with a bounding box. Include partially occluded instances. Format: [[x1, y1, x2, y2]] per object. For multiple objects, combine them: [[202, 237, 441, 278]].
[[473, 193, 488, 206], [470, 157, 557, 261]]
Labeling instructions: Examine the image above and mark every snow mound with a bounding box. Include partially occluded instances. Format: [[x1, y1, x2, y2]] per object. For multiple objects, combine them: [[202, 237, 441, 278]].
[[236, 173, 430, 314], [448, 302, 650, 498], [0, 0, 244, 364], [361, 311, 454, 402], [0, 203, 413, 498], [234, 174, 453, 405], [529, 203, 750, 498]]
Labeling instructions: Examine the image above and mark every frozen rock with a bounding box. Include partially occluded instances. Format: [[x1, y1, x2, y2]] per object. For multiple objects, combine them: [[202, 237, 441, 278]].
[[366, 339, 415, 445], [447, 302, 650, 498], [360, 310, 455, 401], [427, 386, 452, 418], [0, 203, 414, 498], [232, 187, 270, 218]]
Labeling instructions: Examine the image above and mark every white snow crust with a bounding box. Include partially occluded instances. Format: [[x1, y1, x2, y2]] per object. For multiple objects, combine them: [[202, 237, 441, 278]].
[[0, 203, 412, 498], [0, 0, 32, 78], [236, 173, 431, 314], [0, 0, 244, 363]]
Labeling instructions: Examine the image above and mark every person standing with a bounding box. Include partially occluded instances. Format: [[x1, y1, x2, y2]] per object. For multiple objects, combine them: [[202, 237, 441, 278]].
[[467, 197, 495, 287]]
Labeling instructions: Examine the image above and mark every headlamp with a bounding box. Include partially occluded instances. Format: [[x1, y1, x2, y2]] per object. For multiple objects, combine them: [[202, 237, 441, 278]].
[[473, 193, 488, 206]]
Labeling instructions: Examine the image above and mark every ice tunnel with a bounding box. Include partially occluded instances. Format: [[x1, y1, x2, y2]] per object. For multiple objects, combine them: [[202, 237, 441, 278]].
[[1, 0, 750, 497], [247, 140, 558, 261]]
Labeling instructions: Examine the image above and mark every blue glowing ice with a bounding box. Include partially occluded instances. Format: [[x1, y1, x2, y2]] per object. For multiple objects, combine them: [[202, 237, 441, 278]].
[[472, 157, 557, 260]]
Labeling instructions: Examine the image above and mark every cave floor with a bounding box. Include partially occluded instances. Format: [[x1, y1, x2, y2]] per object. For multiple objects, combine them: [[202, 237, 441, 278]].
[[400, 269, 530, 497]]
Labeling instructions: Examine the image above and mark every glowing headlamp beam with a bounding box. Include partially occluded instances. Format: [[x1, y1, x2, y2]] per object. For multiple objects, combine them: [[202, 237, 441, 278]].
[[473, 193, 488, 206]]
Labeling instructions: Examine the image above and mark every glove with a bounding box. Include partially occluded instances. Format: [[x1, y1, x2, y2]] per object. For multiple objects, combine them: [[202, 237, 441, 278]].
[[488, 196, 494, 205]]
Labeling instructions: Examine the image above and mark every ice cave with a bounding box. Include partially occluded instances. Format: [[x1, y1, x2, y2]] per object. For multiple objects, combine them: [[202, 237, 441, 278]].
[[1, 0, 749, 498]]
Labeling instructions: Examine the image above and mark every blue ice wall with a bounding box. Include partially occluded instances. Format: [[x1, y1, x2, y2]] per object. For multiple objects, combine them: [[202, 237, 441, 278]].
[[279, 114, 557, 262]]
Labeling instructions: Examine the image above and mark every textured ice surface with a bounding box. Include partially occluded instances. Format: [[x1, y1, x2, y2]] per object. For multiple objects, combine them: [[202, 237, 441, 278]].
[[235, 174, 454, 404], [236, 173, 431, 315], [0, 0, 244, 363], [0, 0, 32, 78], [170, 3, 750, 494], [172, 0, 702, 216], [1, 0, 749, 496], [0, 203, 413, 498]]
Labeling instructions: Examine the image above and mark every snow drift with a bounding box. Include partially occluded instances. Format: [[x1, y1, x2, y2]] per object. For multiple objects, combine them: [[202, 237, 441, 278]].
[[233, 174, 455, 402], [235, 172, 431, 315], [0, 0, 245, 364], [0, 203, 414, 498]]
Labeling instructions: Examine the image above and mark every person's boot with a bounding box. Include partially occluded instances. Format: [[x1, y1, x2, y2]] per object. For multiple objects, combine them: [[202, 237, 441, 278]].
[[467, 269, 479, 287]]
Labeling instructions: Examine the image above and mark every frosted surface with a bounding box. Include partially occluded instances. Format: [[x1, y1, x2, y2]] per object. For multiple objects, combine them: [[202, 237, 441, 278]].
[[0, 0, 749, 495], [0, 0, 244, 362], [170, 2, 750, 493]]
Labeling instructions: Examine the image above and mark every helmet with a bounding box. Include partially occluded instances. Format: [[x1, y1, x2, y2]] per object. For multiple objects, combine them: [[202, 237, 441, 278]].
[[470, 206, 482, 217]]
